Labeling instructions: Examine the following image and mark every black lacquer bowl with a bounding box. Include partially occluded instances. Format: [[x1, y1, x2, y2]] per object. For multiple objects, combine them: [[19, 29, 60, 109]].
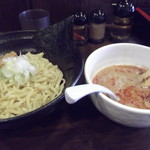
[[0, 31, 83, 129]]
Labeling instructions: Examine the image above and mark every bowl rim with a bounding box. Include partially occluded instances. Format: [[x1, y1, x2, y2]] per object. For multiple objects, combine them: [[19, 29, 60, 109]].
[[84, 43, 150, 114]]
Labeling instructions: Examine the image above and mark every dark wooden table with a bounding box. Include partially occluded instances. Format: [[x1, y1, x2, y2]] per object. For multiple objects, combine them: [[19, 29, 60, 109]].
[[0, 37, 150, 150]]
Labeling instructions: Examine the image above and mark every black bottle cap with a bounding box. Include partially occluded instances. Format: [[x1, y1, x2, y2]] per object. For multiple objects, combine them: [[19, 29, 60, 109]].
[[114, 0, 135, 18], [73, 11, 88, 25], [91, 10, 105, 24]]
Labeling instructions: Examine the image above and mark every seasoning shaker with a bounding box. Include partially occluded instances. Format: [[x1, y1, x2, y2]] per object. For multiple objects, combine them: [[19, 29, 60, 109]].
[[89, 9, 106, 44], [73, 11, 88, 45], [110, 0, 135, 41]]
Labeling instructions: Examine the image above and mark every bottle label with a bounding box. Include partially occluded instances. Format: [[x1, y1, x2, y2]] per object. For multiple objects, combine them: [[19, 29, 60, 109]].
[[113, 16, 133, 25]]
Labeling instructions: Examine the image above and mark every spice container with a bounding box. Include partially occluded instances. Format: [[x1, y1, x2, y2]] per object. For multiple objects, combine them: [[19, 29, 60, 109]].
[[89, 10, 106, 44], [73, 11, 88, 45], [110, 0, 135, 41]]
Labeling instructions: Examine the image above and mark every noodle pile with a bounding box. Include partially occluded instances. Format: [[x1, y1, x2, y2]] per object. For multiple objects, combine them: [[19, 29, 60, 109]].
[[0, 52, 65, 119]]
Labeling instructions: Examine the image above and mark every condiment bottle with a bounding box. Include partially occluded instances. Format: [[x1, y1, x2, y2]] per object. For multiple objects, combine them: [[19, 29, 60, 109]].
[[110, 0, 135, 41], [73, 11, 88, 45], [89, 10, 106, 44]]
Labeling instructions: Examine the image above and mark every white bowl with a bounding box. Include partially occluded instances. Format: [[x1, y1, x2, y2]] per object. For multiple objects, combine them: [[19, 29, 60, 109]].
[[84, 43, 150, 128]]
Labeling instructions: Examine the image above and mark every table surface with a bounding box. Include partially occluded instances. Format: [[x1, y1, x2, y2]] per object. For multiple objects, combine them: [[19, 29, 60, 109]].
[[0, 36, 150, 150]]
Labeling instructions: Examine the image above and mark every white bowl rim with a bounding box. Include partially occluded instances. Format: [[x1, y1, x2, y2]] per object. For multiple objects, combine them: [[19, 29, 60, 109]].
[[84, 43, 150, 114]]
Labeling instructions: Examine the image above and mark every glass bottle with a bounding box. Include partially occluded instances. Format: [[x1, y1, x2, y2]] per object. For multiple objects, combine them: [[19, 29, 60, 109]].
[[89, 9, 106, 44], [110, 0, 135, 41], [73, 11, 88, 45]]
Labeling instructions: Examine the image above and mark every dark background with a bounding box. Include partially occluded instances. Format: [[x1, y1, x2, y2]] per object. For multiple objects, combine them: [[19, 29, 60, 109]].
[[0, 0, 150, 32]]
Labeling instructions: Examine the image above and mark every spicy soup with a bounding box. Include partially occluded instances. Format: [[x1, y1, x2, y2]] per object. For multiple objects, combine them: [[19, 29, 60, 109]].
[[92, 65, 150, 109]]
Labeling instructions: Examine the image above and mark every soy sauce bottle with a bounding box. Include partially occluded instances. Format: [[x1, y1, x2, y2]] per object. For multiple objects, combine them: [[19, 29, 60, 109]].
[[73, 11, 88, 45], [110, 0, 135, 41]]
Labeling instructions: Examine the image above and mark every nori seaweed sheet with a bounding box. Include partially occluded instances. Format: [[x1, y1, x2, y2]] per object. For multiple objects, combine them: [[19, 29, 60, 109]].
[[33, 16, 77, 69]]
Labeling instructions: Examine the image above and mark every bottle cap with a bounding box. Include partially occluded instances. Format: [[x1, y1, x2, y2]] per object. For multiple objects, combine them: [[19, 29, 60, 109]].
[[73, 11, 88, 25], [91, 10, 105, 24], [114, 0, 135, 18]]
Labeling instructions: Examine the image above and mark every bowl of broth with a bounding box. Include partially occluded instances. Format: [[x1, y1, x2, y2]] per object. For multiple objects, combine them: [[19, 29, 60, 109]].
[[84, 43, 150, 127]]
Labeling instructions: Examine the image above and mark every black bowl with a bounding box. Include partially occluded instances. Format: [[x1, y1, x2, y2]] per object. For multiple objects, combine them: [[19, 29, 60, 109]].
[[0, 31, 83, 129]]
